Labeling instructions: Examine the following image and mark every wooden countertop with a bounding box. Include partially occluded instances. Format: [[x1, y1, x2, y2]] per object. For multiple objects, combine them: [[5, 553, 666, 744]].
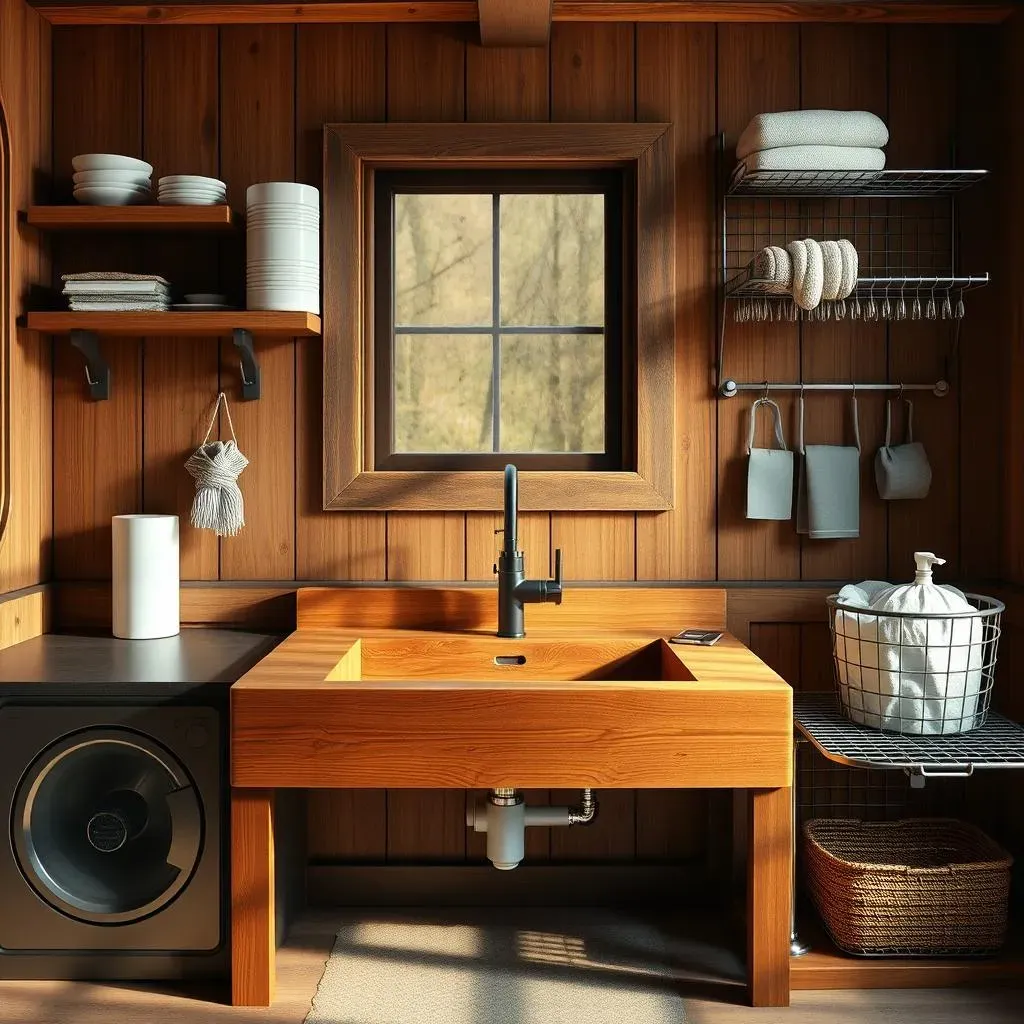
[[230, 588, 793, 790]]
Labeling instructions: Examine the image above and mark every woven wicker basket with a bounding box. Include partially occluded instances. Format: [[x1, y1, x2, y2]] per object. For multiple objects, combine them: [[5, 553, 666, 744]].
[[803, 818, 1013, 957]]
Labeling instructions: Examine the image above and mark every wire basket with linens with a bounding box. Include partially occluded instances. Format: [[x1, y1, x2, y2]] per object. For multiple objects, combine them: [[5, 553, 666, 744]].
[[827, 552, 1003, 736]]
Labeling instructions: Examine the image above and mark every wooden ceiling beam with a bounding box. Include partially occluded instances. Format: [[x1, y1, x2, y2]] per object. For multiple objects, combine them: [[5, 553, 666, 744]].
[[29, 2, 1014, 27], [478, 0, 553, 46]]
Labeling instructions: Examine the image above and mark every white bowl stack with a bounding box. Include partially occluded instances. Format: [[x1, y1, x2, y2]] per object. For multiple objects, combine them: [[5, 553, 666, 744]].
[[246, 182, 320, 314], [158, 175, 227, 206], [72, 154, 153, 205]]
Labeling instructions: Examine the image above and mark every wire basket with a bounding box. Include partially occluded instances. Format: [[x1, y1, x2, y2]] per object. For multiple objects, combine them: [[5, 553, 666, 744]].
[[827, 593, 1004, 736], [803, 817, 1013, 957]]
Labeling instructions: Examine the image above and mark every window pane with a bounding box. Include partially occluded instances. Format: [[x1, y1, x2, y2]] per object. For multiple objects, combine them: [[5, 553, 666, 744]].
[[393, 334, 493, 453], [499, 194, 605, 327], [394, 194, 492, 326], [500, 334, 605, 453]]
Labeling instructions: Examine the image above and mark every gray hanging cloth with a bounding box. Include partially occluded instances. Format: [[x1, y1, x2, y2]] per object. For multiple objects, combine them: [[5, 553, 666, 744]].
[[185, 392, 249, 536]]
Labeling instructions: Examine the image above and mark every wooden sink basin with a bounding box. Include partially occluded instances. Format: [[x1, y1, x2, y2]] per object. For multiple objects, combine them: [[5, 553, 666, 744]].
[[330, 635, 695, 682], [231, 587, 791, 791]]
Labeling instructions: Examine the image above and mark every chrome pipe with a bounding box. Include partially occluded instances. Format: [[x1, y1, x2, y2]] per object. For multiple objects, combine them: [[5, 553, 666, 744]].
[[568, 788, 597, 826]]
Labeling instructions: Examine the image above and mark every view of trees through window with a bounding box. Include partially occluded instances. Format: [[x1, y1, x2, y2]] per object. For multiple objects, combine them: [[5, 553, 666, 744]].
[[390, 190, 608, 455]]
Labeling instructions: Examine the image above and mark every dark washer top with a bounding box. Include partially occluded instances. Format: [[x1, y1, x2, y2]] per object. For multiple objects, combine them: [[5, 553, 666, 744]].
[[0, 630, 281, 685]]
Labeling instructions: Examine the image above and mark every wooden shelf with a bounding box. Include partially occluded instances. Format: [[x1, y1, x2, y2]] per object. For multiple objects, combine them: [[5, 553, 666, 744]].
[[792, 918, 1024, 990], [25, 205, 237, 231], [25, 311, 321, 337]]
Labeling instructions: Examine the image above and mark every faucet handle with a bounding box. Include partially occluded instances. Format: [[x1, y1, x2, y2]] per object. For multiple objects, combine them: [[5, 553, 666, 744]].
[[553, 548, 563, 588]]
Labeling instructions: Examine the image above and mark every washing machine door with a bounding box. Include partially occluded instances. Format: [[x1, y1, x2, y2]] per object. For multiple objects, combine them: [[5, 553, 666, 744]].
[[12, 728, 203, 925]]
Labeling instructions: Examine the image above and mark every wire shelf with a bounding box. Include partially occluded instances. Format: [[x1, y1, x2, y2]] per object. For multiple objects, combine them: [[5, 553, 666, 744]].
[[725, 273, 990, 301], [727, 168, 988, 198], [794, 693, 1024, 774]]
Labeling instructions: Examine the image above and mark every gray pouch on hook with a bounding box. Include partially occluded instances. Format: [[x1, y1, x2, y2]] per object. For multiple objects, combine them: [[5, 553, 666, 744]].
[[796, 393, 861, 539], [746, 398, 794, 521], [875, 399, 931, 500]]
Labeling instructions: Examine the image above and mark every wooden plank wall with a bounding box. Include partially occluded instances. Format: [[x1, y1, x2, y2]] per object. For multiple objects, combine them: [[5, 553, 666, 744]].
[[44, 21, 1002, 865], [0, 0, 51, 596]]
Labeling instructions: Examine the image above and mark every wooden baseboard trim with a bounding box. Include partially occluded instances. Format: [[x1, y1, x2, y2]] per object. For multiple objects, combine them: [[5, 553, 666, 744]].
[[307, 863, 715, 908]]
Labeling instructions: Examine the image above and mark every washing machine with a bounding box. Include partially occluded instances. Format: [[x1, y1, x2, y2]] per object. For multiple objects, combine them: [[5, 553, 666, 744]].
[[0, 629, 280, 980]]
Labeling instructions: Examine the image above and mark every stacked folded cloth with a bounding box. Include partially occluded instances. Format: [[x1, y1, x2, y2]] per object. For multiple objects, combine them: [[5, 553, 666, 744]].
[[62, 272, 171, 312], [741, 239, 859, 320], [733, 109, 889, 184]]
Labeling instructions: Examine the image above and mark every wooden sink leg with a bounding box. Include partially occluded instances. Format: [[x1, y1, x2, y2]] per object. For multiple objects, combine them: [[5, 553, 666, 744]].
[[747, 786, 791, 1007], [231, 788, 276, 1007]]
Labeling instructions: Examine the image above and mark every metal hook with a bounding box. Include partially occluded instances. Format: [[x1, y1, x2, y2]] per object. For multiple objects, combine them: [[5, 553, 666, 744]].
[[898, 382, 905, 402], [762, 380, 770, 403]]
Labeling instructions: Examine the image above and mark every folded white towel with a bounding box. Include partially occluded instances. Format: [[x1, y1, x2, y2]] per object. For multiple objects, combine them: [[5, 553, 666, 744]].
[[788, 239, 824, 311], [750, 245, 793, 293], [737, 109, 889, 159], [838, 239, 859, 298], [735, 146, 886, 181], [820, 241, 843, 301]]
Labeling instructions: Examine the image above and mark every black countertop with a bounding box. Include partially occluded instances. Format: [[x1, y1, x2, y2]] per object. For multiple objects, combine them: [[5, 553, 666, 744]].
[[0, 630, 282, 690]]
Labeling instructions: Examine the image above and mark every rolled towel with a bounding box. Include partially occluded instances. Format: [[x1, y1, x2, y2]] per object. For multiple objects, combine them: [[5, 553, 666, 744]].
[[750, 245, 793, 294], [735, 146, 886, 180], [788, 239, 824, 311], [736, 109, 889, 159], [821, 241, 843, 302], [838, 239, 859, 299]]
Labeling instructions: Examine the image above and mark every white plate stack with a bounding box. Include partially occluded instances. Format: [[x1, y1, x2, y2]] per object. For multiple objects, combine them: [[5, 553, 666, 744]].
[[246, 182, 320, 314], [72, 154, 153, 206], [158, 175, 227, 206]]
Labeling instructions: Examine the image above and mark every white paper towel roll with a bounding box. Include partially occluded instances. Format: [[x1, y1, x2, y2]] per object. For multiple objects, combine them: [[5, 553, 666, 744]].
[[112, 515, 180, 639]]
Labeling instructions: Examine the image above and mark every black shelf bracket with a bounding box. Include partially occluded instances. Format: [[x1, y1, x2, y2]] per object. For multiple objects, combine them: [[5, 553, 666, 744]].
[[232, 328, 261, 400], [69, 329, 110, 400]]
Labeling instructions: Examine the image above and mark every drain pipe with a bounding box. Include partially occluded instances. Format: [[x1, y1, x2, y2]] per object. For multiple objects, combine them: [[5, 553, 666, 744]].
[[467, 788, 599, 870]]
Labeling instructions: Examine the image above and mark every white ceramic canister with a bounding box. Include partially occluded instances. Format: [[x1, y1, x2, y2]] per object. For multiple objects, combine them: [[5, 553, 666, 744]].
[[111, 514, 180, 639]]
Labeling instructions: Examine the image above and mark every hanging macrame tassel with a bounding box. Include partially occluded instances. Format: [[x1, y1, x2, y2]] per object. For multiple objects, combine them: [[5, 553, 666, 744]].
[[185, 392, 249, 537]]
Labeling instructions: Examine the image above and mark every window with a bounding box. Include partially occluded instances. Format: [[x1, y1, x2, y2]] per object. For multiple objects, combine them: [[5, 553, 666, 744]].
[[322, 122, 675, 511], [374, 171, 623, 471]]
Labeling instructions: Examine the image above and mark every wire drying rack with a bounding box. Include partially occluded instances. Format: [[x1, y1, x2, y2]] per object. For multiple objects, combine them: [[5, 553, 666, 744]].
[[716, 135, 990, 398]]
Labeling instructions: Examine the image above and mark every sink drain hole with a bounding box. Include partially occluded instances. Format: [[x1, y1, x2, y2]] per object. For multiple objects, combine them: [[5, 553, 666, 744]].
[[494, 655, 527, 666]]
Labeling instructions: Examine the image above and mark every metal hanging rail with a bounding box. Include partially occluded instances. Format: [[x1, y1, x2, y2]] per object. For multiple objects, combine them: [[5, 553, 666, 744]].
[[719, 379, 949, 399]]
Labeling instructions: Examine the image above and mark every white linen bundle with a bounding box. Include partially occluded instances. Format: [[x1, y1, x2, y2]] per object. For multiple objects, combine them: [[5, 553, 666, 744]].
[[833, 552, 984, 735]]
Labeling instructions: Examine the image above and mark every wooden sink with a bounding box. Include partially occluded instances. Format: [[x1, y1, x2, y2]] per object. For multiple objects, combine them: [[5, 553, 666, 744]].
[[228, 587, 795, 1010], [331, 635, 694, 682], [230, 587, 791, 791]]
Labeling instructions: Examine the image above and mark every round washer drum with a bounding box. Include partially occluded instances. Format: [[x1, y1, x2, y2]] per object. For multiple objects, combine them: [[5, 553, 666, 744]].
[[11, 729, 203, 925]]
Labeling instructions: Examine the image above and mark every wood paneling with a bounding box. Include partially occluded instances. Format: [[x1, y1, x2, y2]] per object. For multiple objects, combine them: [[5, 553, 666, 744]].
[[219, 26, 296, 580], [0, 0, 50, 596], [42, 20, 1006, 870], [798, 24, 888, 583], [550, 22, 636, 582], [715, 23, 801, 582], [296, 25, 387, 582], [142, 26, 220, 581], [52, 26, 142, 579], [635, 23, 716, 582], [887, 26, 961, 576]]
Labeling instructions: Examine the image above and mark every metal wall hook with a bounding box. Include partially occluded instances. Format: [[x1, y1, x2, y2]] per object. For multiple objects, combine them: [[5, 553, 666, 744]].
[[69, 330, 110, 400], [232, 328, 261, 401]]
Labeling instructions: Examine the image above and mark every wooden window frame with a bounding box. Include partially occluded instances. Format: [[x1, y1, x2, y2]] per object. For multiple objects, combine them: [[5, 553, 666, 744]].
[[323, 122, 675, 512]]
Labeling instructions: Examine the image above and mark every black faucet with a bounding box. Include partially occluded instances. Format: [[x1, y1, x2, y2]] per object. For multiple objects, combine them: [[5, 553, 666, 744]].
[[495, 464, 563, 638]]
